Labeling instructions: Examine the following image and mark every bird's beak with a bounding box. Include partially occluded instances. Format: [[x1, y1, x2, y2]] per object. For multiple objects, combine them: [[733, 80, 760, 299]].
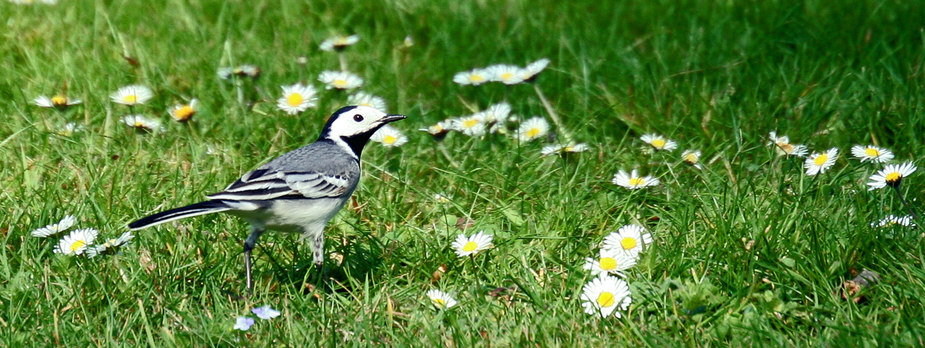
[[382, 114, 407, 123]]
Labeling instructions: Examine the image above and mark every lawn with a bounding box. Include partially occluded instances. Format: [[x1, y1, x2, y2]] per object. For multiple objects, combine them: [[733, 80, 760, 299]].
[[2, 0, 924, 346]]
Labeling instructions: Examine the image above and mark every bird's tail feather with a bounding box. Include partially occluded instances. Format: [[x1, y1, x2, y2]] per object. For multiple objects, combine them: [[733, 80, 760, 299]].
[[128, 200, 231, 230]]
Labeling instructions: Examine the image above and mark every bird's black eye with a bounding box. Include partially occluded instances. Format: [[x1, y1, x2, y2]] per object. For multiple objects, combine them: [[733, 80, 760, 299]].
[[353, 114, 364, 122]]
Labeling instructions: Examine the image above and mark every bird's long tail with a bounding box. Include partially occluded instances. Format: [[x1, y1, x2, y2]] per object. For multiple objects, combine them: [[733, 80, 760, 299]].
[[128, 200, 232, 230]]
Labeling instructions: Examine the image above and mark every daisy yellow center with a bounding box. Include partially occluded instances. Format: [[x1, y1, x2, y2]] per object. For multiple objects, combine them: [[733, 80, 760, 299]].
[[463, 119, 479, 128], [431, 125, 443, 133], [122, 94, 138, 104], [134, 121, 145, 128], [286, 93, 304, 107], [333, 79, 348, 88], [865, 148, 880, 157], [51, 95, 68, 106], [462, 241, 478, 252], [383, 135, 397, 145], [596, 292, 615, 308], [628, 177, 646, 187], [335, 37, 350, 45], [684, 154, 698, 163], [599, 257, 617, 271], [69, 240, 86, 252], [886, 172, 901, 183], [779, 143, 794, 153], [470, 74, 485, 82], [651, 139, 666, 148], [359, 102, 372, 107], [564, 146, 574, 152], [432, 298, 446, 307], [813, 154, 828, 166], [501, 72, 514, 80], [174, 105, 195, 119], [621, 237, 638, 250], [526, 128, 541, 138]]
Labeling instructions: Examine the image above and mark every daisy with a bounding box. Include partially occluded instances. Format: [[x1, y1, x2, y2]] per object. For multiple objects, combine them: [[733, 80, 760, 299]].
[[370, 124, 408, 147], [487, 64, 525, 85], [450, 115, 486, 137], [768, 131, 808, 157], [233, 317, 255, 331], [804, 148, 838, 176], [434, 193, 451, 203], [541, 143, 590, 156], [871, 215, 916, 228], [517, 117, 550, 142], [56, 122, 82, 136], [347, 92, 387, 112], [277, 83, 318, 115], [602, 224, 653, 256], [582, 248, 638, 276], [30, 214, 76, 237], [452, 68, 491, 86], [122, 115, 165, 133], [168, 99, 199, 122], [451, 231, 493, 257], [420, 120, 452, 137], [86, 231, 134, 258], [612, 170, 659, 190], [426, 289, 457, 309], [481, 103, 512, 126], [640, 133, 678, 151], [252, 305, 281, 320], [681, 149, 703, 169], [110, 85, 153, 106], [34, 95, 82, 109], [53, 228, 98, 255], [867, 162, 917, 190], [851, 145, 894, 163], [520, 58, 550, 81], [318, 71, 363, 90], [319, 34, 360, 52], [580, 274, 632, 318]]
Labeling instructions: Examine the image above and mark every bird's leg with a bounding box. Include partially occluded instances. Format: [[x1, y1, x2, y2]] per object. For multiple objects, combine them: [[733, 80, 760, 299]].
[[311, 233, 325, 270], [243, 227, 265, 295]]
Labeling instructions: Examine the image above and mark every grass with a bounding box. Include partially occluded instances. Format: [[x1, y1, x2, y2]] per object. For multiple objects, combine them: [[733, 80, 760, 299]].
[[2, 0, 925, 345]]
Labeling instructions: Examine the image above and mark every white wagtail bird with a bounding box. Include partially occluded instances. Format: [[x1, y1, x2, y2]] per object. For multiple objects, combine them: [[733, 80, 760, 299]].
[[128, 105, 406, 291]]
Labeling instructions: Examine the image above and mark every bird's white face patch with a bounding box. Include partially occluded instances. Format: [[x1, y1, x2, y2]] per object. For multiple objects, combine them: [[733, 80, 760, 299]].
[[326, 106, 391, 138]]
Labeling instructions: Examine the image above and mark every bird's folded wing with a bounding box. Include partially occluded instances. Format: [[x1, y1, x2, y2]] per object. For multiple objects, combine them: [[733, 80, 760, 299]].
[[206, 168, 352, 201]]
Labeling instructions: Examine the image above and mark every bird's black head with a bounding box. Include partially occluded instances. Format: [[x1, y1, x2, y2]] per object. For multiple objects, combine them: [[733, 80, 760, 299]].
[[319, 105, 406, 157]]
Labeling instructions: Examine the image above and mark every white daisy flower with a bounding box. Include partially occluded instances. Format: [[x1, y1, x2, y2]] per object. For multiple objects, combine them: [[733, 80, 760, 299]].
[[851, 145, 894, 163], [517, 117, 550, 142], [370, 124, 407, 147], [541, 143, 590, 156], [426, 289, 457, 309], [434, 193, 451, 203], [318, 71, 363, 90], [420, 120, 452, 137], [319, 34, 359, 52], [34, 95, 82, 108], [122, 115, 165, 133], [583, 248, 638, 276], [804, 148, 838, 176], [276, 83, 318, 115], [867, 162, 916, 190], [450, 115, 486, 137], [168, 99, 198, 122], [347, 92, 387, 112], [681, 149, 703, 169], [602, 224, 653, 256], [580, 274, 632, 318], [452, 68, 491, 86], [482, 103, 511, 125], [53, 228, 98, 255], [56, 122, 83, 136], [110, 85, 153, 106], [640, 133, 678, 151], [487, 64, 526, 85], [30, 214, 76, 237], [768, 131, 808, 157], [612, 170, 659, 190], [451, 231, 493, 257], [86, 231, 134, 258], [520, 58, 550, 81], [871, 215, 916, 228]]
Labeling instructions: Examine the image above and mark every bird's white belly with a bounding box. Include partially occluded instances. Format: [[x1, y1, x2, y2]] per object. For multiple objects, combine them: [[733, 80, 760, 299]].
[[231, 198, 347, 234]]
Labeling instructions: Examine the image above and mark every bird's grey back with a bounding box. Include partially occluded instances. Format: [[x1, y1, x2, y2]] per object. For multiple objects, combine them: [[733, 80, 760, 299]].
[[261, 139, 359, 176]]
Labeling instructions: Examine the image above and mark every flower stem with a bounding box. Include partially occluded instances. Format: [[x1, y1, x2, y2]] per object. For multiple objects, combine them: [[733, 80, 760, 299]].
[[892, 185, 922, 224], [533, 84, 572, 143]]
